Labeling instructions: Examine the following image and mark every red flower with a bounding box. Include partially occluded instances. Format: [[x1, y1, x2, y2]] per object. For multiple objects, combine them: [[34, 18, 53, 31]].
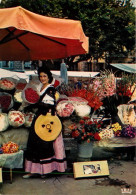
[[87, 139, 90, 143], [97, 124, 101, 128], [25, 88, 39, 103], [68, 89, 103, 110], [84, 134, 87, 137], [83, 116, 90, 120], [89, 132, 93, 136], [72, 130, 80, 138], [88, 121, 93, 125], [94, 133, 101, 141], [79, 120, 85, 124]]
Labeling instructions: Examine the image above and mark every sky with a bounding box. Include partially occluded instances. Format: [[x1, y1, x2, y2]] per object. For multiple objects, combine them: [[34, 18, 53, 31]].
[[131, 0, 136, 7]]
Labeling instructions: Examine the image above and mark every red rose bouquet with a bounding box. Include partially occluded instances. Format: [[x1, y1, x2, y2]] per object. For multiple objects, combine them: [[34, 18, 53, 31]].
[[68, 117, 102, 143], [24, 88, 39, 104], [0, 92, 13, 111], [22, 84, 40, 104]]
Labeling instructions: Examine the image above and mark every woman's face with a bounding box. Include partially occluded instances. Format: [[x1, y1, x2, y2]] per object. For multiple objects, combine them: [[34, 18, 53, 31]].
[[39, 72, 49, 85]]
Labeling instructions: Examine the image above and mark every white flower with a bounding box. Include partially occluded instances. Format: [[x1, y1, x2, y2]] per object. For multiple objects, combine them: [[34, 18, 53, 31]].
[[0, 113, 9, 131], [74, 104, 91, 117]]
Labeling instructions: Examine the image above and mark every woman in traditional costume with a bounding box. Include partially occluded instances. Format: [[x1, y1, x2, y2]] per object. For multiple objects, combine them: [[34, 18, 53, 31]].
[[23, 66, 67, 178]]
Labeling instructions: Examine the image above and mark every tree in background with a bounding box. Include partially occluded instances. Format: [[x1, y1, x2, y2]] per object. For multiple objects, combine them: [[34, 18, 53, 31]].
[[0, 0, 135, 69]]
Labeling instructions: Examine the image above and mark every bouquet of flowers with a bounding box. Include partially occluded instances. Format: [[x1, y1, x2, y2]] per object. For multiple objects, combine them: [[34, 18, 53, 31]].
[[111, 123, 136, 138], [92, 71, 116, 100], [68, 89, 103, 111], [0, 78, 15, 90], [14, 90, 23, 103], [58, 81, 103, 112], [68, 117, 102, 143], [121, 125, 136, 138], [56, 101, 75, 117], [0, 92, 13, 111], [22, 84, 40, 104], [100, 71, 135, 116], [111, 122, 122, 137], [8, 111, 25, 127], [99, 125, 114, 139], [24, 112, 35, 127], [2, 141, 19, 154], [0, 113, 9, 132], [16, 79, 27, 90]]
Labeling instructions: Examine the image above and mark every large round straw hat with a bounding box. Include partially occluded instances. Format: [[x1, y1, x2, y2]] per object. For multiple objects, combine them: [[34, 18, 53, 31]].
[[34, 113, 62, 141]]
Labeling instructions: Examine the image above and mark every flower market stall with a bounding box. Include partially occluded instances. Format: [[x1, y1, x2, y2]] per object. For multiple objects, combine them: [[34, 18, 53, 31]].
[[57, 70, 136, 160], [0, 71, 136, 155], [0, 70, 136, 183]]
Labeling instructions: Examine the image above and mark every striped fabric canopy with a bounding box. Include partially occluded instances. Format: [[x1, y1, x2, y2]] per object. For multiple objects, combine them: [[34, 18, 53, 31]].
[[110, 63, 136, 73]]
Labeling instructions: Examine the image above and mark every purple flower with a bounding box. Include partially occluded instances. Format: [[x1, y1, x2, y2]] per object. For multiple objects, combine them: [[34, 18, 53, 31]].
[[121, 125, 136, 138]]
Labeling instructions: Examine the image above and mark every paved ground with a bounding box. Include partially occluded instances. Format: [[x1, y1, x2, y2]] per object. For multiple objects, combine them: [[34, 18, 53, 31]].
[[0, 147, 136, 195]]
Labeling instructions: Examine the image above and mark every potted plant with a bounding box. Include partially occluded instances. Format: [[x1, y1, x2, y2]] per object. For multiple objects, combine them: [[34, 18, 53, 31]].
[[68, 117, 102, 159]]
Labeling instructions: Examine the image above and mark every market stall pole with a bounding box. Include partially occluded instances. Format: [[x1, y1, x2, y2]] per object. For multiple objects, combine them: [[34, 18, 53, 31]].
[[0, 6, 88, 61]]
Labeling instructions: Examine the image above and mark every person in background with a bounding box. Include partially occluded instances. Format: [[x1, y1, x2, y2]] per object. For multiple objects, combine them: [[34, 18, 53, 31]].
[[60, 60, 68, 84], [73, 77, 82, 89], [23, 66, 67, 179]]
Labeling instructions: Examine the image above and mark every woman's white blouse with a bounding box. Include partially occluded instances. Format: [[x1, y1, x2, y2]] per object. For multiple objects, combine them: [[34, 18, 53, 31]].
[[39, 84, 54, 105]]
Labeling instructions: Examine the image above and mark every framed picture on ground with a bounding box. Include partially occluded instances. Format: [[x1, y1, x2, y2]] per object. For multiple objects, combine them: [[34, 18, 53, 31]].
[[73, 160, 109, 179]]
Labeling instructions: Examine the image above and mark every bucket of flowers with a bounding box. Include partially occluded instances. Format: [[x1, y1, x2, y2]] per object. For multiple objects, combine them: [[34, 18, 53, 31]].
[[68, 117, 102, 158]]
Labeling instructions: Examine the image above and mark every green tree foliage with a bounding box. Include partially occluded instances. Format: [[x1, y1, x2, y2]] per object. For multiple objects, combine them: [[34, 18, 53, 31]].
[[0, 0, 135, 61]]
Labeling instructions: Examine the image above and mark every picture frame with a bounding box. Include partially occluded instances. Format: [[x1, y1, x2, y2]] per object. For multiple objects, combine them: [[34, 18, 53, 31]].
[[73, 160, 109, 179]]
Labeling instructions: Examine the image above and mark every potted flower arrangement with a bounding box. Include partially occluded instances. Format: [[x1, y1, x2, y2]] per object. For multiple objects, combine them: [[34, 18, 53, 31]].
[[68, 117, 102, 159]]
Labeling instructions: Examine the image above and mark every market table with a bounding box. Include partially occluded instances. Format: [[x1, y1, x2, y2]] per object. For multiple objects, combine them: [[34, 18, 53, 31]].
[[0, 150, 24, 183], [0, 127, 136, 182], [0, 127, 136, 153], [0, 128, 29, 151], [95, 137, 136, 147], [0, 128, 27, 183], [94, 137, 136, 160]]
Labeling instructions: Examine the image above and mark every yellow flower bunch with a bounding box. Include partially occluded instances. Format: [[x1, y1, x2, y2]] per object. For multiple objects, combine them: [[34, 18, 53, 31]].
[[111, 122, 122, 132]]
